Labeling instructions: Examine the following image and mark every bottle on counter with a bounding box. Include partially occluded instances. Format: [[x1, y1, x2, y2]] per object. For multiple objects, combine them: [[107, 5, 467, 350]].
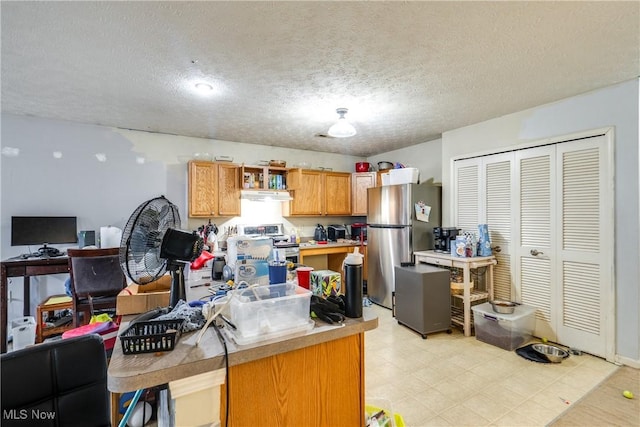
[[343, 247, 364, 318]]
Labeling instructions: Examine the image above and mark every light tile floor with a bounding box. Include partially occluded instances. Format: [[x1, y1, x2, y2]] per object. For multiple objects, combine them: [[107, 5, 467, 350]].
[[364, 304, 619, 427]]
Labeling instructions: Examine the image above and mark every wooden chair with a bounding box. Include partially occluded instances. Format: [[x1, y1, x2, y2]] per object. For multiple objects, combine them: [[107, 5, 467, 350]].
[[67, 248, 127, 327]]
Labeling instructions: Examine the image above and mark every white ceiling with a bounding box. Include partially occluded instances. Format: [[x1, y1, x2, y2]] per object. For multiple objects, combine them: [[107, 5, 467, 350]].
[[2, 1, 638, 157]]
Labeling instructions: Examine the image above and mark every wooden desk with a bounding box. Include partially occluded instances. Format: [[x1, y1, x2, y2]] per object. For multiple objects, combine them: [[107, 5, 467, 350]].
[[414, 251, 497, 337], [1, 256, 69, 353], [299, 242, 367, 281], [108, 309, 378, 426]]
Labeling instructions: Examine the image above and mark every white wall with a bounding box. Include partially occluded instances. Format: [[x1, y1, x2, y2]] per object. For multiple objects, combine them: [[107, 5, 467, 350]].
[[440, 79, 640, 363], [0, 114, 361, 323], [368, 138, 443, 184]]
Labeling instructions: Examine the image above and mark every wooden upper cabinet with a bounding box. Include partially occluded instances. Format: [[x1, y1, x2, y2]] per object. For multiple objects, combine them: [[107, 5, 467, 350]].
[[285, 170, 351, 216], [217, 163, 241, 216], [376, 170, 389, 187], [351, 172, 377, 216], [324, 172, 351, 215], [287, 169, 323, 215], [188, 161, 240, 217]]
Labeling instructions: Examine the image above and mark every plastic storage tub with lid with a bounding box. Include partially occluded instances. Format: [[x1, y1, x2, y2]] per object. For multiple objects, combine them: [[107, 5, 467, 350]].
[[228, 283, 313, 345], [471, 302, 536, 351]]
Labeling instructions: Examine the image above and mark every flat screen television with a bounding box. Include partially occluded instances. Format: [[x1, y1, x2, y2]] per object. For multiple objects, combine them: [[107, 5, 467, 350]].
[[11, 216, 77, 256]]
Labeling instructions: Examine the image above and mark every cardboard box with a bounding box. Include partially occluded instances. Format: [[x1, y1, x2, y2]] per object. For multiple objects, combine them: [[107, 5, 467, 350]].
[[389, 167, 419, 185], [116, 275, 172, 315], [310, 270, 342, 297], [235, 259, 269, 286], [226, 236, 272, 265]]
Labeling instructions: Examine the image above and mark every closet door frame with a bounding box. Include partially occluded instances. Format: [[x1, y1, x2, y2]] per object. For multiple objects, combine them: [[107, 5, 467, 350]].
[[450, 127, 615, 361]]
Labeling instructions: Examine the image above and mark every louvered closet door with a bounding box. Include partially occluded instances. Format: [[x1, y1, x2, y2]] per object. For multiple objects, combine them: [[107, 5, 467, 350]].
[[484, 154, 514, 301], [454, 155, 514, 299], [454, 159, 480, 232], [515, 146, 557, 342], [555, 136, 612, 357]]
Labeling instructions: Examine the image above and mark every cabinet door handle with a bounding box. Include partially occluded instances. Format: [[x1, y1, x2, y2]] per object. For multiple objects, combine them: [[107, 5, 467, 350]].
[[492, 245, 502, 253], [530, 249, 544, 256]]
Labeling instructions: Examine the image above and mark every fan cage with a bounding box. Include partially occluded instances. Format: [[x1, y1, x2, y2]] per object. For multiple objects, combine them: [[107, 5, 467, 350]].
[[120, 196, 181, 284]]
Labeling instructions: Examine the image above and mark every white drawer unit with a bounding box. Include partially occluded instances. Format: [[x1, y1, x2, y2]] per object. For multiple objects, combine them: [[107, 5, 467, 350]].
[[418, 256, 453, 268]]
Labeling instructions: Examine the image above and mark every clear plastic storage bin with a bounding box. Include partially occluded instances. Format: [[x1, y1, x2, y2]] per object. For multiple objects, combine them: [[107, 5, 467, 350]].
[[229, 283, 313, 345], [471, 302, 536, 351]]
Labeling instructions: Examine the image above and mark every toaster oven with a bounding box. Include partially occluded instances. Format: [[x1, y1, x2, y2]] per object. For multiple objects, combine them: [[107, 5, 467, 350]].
[[327, 225, 347, 241]]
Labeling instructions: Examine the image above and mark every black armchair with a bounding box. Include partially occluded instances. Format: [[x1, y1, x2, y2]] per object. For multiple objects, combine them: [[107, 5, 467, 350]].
[[1, 334, 110, 427]]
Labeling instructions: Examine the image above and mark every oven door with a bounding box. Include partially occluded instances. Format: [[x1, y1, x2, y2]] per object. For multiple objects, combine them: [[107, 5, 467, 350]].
[[284, 247, 299, 264]]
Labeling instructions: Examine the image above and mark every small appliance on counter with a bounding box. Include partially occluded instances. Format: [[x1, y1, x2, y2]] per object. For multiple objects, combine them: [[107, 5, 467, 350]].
[[213, 255, 226, 280], [313, 224, 327, 242], [434, 227, 460, 252], [327, 225, 347, 241], [350, 222, 367, 241]]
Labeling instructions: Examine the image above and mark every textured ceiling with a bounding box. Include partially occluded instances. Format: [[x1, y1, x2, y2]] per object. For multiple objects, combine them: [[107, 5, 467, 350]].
[[1, 1, 638, 157]]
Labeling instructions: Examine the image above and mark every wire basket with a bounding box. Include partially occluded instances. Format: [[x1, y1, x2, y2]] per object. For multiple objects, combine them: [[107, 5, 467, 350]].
[[450, 281, 474, 295], [119, 319, 185, 355]]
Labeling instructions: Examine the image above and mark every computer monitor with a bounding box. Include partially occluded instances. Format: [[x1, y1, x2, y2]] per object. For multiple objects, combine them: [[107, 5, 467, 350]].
[[11, 216, 78, 256]]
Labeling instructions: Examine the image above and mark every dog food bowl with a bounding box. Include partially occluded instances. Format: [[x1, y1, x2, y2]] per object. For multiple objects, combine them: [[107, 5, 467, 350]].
[[490, 300, 518, 314], [532, 343, 569, 363]]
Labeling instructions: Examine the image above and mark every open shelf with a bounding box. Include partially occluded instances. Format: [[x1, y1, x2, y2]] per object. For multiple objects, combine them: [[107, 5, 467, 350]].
[[451, 289, 489, 302], [451, 306, 468, 327]]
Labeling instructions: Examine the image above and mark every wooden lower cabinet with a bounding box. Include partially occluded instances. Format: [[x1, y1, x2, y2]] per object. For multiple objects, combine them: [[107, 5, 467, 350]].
[[221, 333, 365, 426]]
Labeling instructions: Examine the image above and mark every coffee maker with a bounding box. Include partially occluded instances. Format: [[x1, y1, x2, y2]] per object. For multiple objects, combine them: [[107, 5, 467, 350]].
[[434, 227, 460, 252]]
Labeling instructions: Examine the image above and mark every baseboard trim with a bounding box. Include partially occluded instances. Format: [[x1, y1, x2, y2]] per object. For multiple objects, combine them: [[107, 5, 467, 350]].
[[615, 354, 640, 369]]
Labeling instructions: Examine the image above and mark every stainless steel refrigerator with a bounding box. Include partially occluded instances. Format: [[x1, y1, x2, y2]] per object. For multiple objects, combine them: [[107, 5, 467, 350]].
[[366, 183, 442, 309]]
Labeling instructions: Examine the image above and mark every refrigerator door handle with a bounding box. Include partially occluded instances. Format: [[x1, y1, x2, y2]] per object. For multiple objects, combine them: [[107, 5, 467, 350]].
[[369, 224, 407, 229]]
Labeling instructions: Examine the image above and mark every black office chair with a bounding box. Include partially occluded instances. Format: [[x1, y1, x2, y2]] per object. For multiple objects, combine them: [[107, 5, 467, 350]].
[[1, 334, 111, 427], [67, 248, 127, 327]]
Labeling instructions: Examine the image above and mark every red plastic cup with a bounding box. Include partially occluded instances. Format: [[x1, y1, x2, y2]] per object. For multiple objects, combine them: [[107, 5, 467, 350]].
[[296, 266, 314, 289]]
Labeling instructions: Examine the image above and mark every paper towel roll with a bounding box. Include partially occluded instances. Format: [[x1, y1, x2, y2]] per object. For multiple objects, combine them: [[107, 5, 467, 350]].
[[100, 226, 122, 248]]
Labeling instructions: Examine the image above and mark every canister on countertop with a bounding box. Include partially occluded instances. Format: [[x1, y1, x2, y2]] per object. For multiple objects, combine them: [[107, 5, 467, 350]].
[[343, 247, 364, 318]]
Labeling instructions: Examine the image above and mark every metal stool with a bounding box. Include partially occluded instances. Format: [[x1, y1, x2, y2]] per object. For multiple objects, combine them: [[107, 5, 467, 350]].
[[35, 294, 74, 343]]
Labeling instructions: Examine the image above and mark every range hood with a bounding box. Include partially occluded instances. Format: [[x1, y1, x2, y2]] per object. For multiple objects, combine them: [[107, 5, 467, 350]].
[[240, 190, 293, 202]]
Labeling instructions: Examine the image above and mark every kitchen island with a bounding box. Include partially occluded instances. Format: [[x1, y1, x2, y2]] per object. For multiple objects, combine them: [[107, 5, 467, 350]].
[[108, 308, 378, 426]]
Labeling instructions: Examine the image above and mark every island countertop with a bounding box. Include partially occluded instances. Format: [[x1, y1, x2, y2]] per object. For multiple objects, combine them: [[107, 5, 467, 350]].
[[107, 308, 378, 393]]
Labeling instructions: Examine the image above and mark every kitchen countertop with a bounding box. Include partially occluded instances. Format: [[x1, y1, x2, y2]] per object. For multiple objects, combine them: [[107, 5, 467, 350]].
[[107, 307, 378, 393], [299, 240, 366, 249]]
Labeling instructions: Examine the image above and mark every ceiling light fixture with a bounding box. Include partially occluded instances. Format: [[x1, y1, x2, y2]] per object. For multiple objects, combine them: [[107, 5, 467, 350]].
[[328, 108, 356, 138]]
